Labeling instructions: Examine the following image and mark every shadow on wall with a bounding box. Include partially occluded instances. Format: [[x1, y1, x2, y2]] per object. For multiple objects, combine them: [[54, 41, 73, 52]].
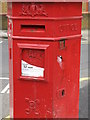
[[0, 15, 7, 30], [82, 13, 89, 30]]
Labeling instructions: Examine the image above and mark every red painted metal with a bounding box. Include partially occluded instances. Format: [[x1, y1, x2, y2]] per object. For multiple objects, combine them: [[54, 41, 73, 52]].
[[11, 34, 82, 40], [8, 2, 82, 118]]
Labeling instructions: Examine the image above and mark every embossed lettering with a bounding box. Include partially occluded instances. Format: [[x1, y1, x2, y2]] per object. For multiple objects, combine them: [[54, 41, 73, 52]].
[[59, 23, 78, 32]]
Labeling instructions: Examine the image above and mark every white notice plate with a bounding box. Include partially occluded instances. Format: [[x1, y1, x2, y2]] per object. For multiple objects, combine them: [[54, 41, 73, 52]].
[[21, 60, 44, 77]]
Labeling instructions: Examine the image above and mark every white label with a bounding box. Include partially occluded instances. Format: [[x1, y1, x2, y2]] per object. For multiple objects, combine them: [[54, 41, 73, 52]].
[[22, 60, 44, 77]]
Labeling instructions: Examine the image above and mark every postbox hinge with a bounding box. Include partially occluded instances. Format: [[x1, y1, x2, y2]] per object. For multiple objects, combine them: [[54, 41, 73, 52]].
[[9, 48, 12, 59]]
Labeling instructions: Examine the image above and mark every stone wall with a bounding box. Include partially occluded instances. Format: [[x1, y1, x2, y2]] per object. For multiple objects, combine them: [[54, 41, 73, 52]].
[[0, 2, 7, 30], [0, 2, 7, 14], [82, 2, 89, 29]]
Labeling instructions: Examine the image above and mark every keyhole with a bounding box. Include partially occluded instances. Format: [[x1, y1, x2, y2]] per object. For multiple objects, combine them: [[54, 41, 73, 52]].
[[62, 90, 65, 96]]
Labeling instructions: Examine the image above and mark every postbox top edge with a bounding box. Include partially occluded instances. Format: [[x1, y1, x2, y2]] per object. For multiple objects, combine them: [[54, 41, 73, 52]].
[[6, 0, 88, 2]]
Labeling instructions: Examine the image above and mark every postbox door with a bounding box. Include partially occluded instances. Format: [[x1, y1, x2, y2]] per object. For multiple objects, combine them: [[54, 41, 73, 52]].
[[13, 40, 54, 118]]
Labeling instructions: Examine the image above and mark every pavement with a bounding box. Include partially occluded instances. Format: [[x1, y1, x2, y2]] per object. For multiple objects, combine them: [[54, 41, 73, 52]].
[[0, 30, 89, 119]]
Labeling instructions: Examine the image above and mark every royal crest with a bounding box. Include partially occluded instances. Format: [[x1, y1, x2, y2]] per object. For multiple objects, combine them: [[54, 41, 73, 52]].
[[20, 3, 48, 17]]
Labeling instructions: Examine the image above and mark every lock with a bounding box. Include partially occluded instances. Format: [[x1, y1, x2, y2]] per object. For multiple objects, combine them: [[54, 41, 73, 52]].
[[59, 40, 65, 49]]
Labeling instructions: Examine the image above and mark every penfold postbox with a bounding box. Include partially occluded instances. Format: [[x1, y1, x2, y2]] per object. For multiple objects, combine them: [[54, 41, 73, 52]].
[[7, 0, 84, 118]]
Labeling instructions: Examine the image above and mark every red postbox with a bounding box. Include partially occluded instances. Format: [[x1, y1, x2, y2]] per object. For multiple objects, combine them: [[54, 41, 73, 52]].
[[7, 0, 85, 118]]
